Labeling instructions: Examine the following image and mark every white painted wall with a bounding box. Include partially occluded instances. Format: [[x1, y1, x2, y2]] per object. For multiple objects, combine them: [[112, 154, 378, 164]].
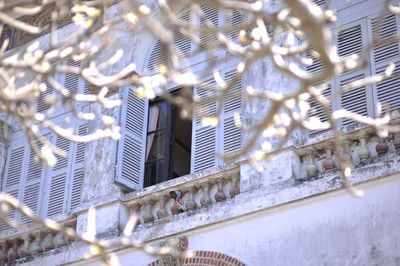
[[73, 174, 400, 266]]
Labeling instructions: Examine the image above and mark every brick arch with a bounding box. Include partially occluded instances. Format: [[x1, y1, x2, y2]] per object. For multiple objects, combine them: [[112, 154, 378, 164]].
[[148, 251, 246, 266]]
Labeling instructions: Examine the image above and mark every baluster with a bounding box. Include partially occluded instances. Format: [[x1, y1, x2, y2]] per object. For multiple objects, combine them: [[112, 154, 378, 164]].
[[229, 173, 240, 198], [129, 203, 141, 227], [142, 199, 154, 223], [66, 221, 76, 243], [156, 195, 168, 219], [305, 149, 318, 178], [185, 185, 197, 210], [199, 181, 212, 207], [322, 143, 335, 170], [53, 232, 68, 248], [18, 234, 32, 257], [170, 196, 182, 215], [393, 132, 400, 153], [42, 231, 55, 251], [376, 137, 388, 156], [214, 177, 226, 202], [7, 238, 20, 260], [358, 131, 370, 163], [30, 232, 43, 255], [0, 241, 8, 263], [340, 139, 353, 169]]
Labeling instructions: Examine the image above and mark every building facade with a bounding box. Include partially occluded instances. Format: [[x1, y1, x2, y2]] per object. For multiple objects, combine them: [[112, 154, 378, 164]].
[[1, 0, 400, 265]]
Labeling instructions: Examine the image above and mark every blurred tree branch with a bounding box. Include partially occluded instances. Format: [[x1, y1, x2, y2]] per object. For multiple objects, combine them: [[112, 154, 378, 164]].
[[0, 0, 399, 264]]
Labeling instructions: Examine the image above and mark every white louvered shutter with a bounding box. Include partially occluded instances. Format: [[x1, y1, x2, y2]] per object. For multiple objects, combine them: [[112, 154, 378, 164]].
[[372, 14, 399, 65], [38, 66, 55, 112], [68, 121, 87, 211], [0, 143, 27, 230], [191, 78, 218, 172], [200, 6, 220, 50], [64, 59, 81, 95], [148, 40, 167, 71], [21, 184, 41, 223], [3, 145, 25, 190], [337, 20, 373, 126], [339, 73, 369, 126], [375, 64, 400, 113], [20, 137, 48, 223], [46, 130, 73, 217], [306, 47, 324, 74], [225, 10, 243, 41], [221, 70, 242, 158], [84, 81, 91, 94], [173, 10, 192, 59], [337, 23, 364, 59], [372, 14, 400, 114], [313, 0, 326, 7], [0, 190, 18, 231], [309, 83, 332, 134], [115, 87, 148, 190], [306, 46, 333, 134]]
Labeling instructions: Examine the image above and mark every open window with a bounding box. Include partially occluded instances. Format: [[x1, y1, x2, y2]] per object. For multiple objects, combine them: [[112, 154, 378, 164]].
[[144, 94, 192, 187], [115, 68, 242, 191]]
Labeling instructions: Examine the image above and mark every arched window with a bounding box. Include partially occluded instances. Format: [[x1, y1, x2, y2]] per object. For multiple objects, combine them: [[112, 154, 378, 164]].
[[114, 7, 243, 190]]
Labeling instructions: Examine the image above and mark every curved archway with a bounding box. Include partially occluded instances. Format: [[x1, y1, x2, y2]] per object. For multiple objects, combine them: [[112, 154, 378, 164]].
[[148, 251, 246, 266]]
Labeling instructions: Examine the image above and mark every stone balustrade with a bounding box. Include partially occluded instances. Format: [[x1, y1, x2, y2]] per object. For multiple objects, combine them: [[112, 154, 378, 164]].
[[297, 128, 400, 181], [127, 169, 240, 225], [0, 221, 76, 264]]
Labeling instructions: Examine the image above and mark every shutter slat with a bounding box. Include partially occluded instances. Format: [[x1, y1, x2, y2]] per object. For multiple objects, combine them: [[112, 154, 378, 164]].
[[70, 168, 83, 210], [47, 173, 66, 216], [26, 138, 46, 182], [222, 70, 242, 156], [173, 11, 191, 59], [0, 190, 18, 231], [192, 78, 218, 172], [38, 66, 55, 112], [309, 84, 331, 126], [313, 0, 326, 6], [193, 127, 217, 172], [223, 117, 241, 154], [69, 122, 87, 211], [20, 183, 40, 223], [53, 136, 70, 171], [200, 6, 219, 50], [338, 25, 363, 57], [223, 71, 242, 113], [126, 91, 145, 137], [195, 79, 217, 125], [75, 124, 88, 165], [376, 63, 400, 114], [340, 74, 368, 126], [306, 48, 324, 74], [5, 147, 25, 188], [372, 14, 399, 64], [226, 10, 243, 40], [148, 40, 167, 71], [64, 59, 81, 95]]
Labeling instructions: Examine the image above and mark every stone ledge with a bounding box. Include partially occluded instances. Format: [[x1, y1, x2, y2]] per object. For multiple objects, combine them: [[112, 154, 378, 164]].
[[128, 157, 400, 242], [122, 163, 239, 202]]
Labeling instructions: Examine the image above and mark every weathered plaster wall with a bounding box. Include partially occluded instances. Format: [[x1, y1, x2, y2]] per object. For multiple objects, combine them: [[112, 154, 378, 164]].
[[72, 174, 400, 266]]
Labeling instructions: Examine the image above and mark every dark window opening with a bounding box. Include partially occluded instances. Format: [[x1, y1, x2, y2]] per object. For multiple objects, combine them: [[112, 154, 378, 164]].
[[144, 97, 192, 187]]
